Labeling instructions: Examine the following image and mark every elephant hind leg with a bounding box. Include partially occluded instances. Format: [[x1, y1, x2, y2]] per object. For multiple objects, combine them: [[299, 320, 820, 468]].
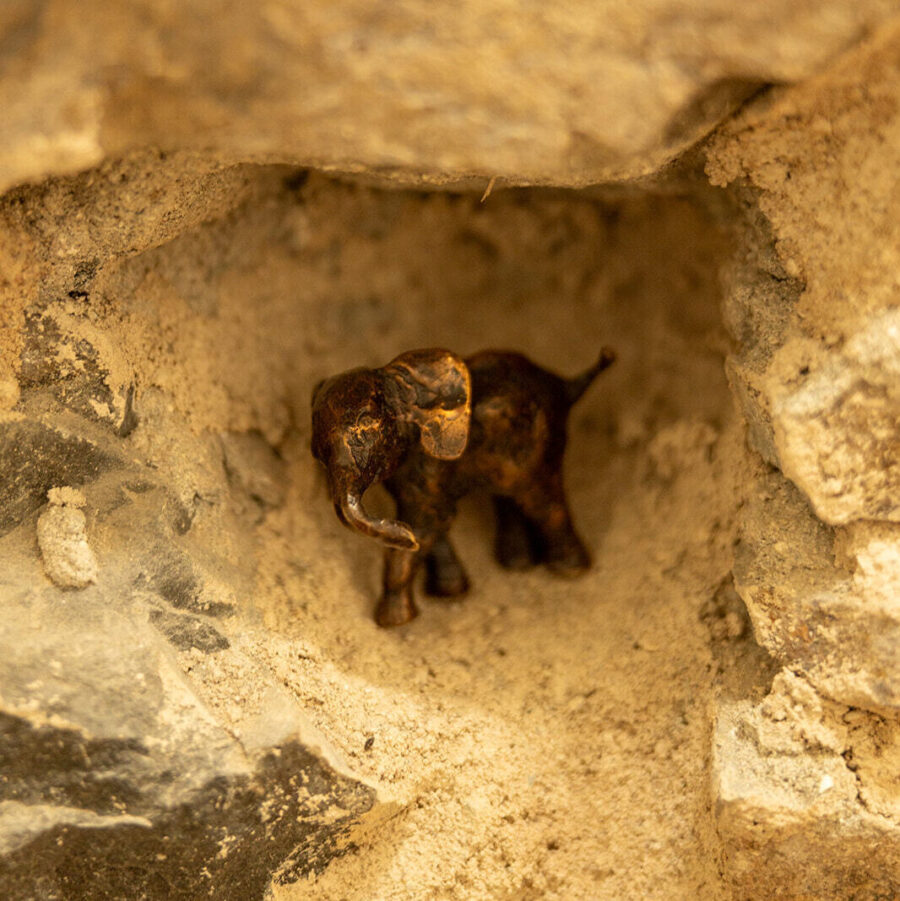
[[512, 479, 591, 577], [425, 534, 470, 598], [493, 496, 542, 570]]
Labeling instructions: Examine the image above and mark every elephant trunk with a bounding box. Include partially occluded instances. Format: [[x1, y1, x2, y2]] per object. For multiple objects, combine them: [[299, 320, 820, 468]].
[[335, 489, 419, 552]]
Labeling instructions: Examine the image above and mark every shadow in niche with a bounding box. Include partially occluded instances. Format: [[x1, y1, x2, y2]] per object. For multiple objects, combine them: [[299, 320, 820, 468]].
[[256, 175, 750, 900], [700, 574, 781, 704], [663, 78, 770, 145], [294, 176, 738, 640]]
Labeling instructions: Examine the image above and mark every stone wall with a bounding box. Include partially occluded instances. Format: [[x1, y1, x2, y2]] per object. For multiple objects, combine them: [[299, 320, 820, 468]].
[[702, 20, 900, 898], [2, 0, 897, 191], [2, 2, 900, 899]]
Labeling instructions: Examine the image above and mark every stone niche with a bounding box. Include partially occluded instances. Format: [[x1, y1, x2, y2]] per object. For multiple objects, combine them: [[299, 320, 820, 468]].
[[1, 4, 900, 900]]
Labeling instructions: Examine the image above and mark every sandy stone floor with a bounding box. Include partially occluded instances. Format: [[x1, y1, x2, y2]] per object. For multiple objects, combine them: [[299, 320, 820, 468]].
[[225, 182, 751, 896], [254, 405, 742, 900]]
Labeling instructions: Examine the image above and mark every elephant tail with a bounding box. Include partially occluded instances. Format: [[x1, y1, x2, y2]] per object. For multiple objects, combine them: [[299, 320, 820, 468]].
[[565, 347, 616, 406]]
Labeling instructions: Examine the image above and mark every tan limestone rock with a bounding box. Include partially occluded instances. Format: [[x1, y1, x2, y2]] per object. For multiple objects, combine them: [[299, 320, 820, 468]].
[[734, 468, 900, 711], [708, 21, 900, 525], [714, 675, 900, 900], [2, 1, 899, 192], [768, 309, 900, 525]]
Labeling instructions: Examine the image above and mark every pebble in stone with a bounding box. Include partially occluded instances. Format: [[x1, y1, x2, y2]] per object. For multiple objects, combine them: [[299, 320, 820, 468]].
[[36, 487, 98, 589]]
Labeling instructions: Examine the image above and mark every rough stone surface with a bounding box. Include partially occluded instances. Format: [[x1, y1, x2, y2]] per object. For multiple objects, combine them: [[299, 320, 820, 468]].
[[0, 462, 379, 898], [2, 3, 900, 898], [2, 1, 900, 192], [771, 308, 900, 524], [707, 21, 900, 704], [734, 467, 900, 711], [705, 19, 900, 898], [714, 671, 900, 900], [708, 20, 900, 527], [220, 430, 288, 517]]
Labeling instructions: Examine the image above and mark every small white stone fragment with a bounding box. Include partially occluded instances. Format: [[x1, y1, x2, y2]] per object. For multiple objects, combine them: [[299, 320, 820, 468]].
[[37, 487, 98, 589], [819, 774, 834, 793], [46, 486, 86, 508]]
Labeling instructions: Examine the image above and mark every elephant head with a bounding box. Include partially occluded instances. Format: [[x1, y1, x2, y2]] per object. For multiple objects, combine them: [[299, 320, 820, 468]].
[[311, 349, 471, 551]]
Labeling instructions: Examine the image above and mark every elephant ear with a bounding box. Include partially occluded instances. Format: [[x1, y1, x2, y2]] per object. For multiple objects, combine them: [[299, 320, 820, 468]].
[[384, 348, 471, 460]]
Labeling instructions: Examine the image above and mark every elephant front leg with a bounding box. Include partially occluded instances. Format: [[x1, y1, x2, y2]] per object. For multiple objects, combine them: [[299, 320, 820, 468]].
[[378, 474, 459, 625], [376, 545, 423, 627], [377, 532, 465, 623]]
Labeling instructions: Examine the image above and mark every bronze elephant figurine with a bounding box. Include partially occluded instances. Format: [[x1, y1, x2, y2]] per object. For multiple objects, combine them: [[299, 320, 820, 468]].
[[311, 347, 615, 626]]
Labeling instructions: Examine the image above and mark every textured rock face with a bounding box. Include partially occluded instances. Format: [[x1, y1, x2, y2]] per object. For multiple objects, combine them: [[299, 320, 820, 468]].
[[771, 308, 900, 524], [708, 20, 900, 710], [706, 20, 900, 898], [0, 376, 379, 898], [2, 2, 900, 898], [714, 672, 900, 901], [733, 469, 900, 711], [2, 0, 898, 192]]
